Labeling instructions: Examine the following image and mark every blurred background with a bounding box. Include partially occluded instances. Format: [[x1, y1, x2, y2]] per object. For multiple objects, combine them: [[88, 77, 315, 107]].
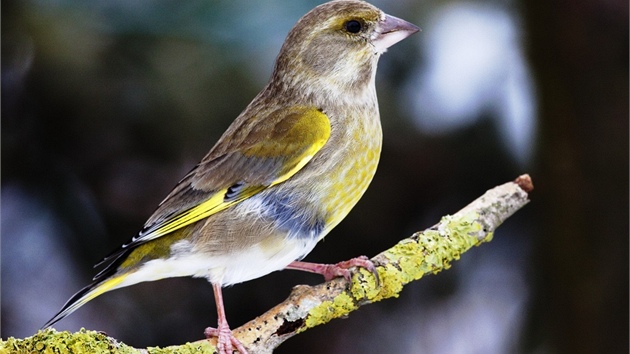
[[2, 0, 627, 353]]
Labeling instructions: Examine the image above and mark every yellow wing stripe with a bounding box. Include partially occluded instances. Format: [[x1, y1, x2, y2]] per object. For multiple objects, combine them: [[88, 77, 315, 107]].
[[148, 185, 267, 239], [149, 189, 229, 237], [147, 144, 321, 240]]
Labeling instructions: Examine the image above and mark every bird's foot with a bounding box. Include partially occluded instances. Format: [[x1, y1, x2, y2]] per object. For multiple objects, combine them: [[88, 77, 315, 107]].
[[205, 325, 248, 354], [287, 256, 380, 286]]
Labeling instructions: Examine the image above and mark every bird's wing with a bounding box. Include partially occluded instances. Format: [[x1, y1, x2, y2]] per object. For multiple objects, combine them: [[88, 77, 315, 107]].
[[96, 106, 330, 269]]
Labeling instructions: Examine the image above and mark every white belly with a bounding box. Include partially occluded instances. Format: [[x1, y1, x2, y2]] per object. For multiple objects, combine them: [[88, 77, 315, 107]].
[[113, 236, 317, 290]]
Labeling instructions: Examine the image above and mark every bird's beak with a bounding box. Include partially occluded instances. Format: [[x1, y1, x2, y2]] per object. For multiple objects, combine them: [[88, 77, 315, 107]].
[[372, 14, 420, 54]]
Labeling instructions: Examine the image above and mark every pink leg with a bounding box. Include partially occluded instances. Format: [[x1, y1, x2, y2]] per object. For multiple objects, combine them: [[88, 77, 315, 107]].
[[204, 283, 248, 354], [286, 256, 380, 286]]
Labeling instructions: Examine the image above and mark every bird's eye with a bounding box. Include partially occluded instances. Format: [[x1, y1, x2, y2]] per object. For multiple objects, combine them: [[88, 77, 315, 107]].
[[344, 20, 363, 33]]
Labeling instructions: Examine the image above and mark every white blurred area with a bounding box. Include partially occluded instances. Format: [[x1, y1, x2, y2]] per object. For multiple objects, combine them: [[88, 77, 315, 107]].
[[406, 3, 536, 165]]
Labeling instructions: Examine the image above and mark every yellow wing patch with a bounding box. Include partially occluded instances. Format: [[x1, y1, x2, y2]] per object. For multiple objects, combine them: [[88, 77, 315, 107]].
[[269, 107, 331, 185]]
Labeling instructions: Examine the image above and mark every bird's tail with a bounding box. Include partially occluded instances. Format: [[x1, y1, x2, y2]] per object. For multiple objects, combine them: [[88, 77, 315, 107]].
[[42, 275, 127, 329]]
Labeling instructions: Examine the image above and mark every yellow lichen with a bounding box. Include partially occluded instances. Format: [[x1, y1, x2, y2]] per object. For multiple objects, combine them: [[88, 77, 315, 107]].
[[0, 329, 221, 354], [0, 328, 138, 354], [302, 292, 358, 330], [348, 210, 494, 309], [148, 341, 216, 354]]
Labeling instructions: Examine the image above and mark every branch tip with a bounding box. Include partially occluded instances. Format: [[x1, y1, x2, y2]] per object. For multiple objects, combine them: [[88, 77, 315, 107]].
[[514, 174, 534, 192]]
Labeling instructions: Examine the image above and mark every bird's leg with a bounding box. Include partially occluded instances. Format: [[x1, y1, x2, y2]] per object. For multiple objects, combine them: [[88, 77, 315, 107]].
[[204, 283, 248, 354], [286, 256, 380, 286]]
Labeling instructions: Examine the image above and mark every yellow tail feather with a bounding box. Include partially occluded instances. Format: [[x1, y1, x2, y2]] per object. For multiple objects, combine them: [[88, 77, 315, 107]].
[[43, 275, 126, 329]]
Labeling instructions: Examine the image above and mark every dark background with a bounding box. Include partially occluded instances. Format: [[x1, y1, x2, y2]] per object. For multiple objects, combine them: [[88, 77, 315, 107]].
[[2, 0, 628, 353]]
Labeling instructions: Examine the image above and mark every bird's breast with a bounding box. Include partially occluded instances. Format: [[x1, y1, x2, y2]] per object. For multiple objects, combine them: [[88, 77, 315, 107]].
[[319, 124, 382, 233], [281, 107, 383, 237]]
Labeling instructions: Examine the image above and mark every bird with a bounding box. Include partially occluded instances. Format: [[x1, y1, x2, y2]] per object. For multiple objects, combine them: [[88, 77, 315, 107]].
[[43, 1, 419, 353]]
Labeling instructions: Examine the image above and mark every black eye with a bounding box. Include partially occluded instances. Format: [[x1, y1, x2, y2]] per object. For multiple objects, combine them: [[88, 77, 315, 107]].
[[344, 20, 362, 33]]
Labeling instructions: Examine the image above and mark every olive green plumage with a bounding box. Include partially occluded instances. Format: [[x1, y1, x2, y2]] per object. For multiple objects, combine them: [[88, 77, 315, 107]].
[[44, 1, 418, 353]]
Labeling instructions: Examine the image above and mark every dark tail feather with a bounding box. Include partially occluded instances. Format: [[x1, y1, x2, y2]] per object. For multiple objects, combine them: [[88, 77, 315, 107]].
[[42, 275, 126, 329]]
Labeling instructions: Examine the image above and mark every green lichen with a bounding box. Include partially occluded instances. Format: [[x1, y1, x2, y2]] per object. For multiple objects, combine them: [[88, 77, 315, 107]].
[[302, 292, 358, 330], [148, 341, 215, 354], [304, 209, 495, 332], [0, 328, 138, 354], [0, 329, 219, 354]]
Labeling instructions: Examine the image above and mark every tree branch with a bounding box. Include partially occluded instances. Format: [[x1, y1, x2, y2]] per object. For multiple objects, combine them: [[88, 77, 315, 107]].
[[2, 175, 533, 354]]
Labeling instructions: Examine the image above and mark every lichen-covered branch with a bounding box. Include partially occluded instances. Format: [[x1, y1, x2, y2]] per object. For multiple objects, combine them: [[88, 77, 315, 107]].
[[2, 175, 533, 354]]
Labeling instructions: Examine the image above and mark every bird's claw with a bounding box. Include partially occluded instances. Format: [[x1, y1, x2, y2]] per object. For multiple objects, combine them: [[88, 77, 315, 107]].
[[205, 325, 248, 354], [329, 256, 380, 287], [287, 256, 380, 287]]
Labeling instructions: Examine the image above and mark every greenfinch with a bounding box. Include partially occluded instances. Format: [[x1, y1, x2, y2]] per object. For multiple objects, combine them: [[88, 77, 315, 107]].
[[44, 1, 419, 353]]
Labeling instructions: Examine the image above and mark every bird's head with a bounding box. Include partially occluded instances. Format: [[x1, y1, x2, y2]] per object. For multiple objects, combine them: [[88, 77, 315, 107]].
[[270, 0, 419, 102]]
